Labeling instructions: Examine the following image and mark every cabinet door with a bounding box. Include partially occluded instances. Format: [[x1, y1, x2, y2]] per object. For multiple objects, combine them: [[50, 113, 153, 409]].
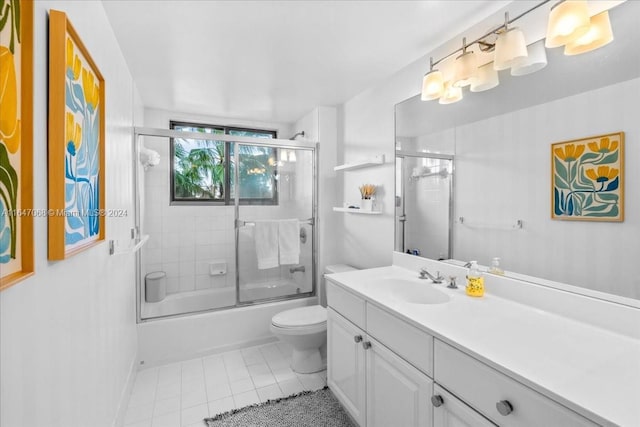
[[327, 308, 366, 426], [365, 337, 433, 427], [432, 384, 496, 427]]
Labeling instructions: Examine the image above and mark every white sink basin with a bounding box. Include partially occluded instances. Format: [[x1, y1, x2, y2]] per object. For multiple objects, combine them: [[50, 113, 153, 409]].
[[369, 278, 450, 304]]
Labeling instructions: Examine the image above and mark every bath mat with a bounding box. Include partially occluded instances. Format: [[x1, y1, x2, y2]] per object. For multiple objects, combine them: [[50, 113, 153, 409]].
[[203, 386, 354, 427]]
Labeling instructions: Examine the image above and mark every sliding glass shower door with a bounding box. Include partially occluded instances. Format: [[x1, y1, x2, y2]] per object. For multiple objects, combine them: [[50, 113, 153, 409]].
[[235, 143, 315, 304]]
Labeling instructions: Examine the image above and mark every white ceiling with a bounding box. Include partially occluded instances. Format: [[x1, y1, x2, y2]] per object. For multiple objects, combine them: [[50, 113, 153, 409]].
[[102, 0, 510, 124]]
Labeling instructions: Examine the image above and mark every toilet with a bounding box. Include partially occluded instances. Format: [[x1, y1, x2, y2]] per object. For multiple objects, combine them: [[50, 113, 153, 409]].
[[271, 264, 357, 373]]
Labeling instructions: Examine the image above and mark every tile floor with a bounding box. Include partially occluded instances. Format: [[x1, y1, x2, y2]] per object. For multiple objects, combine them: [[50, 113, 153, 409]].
[[124, 342, 327, 427]]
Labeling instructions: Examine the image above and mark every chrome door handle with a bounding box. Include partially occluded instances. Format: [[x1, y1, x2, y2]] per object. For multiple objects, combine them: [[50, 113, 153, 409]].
[[431, 395, 444, 407], [496, 400, 513, 416], [362, 341, 372, 350], [353, 335, 363, 343]]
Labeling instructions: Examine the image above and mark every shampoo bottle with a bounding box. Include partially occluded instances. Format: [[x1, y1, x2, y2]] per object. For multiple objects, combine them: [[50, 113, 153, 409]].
[[466, 261, 485, 297]]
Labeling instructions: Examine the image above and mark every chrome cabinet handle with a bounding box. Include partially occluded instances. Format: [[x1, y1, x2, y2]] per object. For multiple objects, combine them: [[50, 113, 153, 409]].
[[431, 395, 444, 407], [496, 400, 513, 416], [353, 335, 363, 343], [362, 341, 372, 350]]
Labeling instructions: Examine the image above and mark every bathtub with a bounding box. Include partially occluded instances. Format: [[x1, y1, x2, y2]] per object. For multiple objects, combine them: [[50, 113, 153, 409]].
[[137, 290, 317, 366], [141, 279, 307, 319]]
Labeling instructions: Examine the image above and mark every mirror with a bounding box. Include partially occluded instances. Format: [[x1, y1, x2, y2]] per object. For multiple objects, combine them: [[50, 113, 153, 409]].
[[395, 1, 640, 301]]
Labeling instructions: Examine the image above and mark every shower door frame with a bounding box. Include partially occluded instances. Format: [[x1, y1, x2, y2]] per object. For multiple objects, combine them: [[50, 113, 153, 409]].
[[395, 150, 455, 259], [132, 127, 319, 323]]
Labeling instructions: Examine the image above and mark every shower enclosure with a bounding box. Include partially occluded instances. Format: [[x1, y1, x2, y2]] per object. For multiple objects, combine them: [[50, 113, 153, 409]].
[[134, 127, 317, 321], [395, 152, 453, 260]]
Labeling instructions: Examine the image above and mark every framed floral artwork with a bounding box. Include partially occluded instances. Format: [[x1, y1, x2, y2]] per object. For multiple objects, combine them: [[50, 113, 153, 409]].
[[48, 10, 105, 260], [551, 132, 624, 221], [1, 0, 34, 289]]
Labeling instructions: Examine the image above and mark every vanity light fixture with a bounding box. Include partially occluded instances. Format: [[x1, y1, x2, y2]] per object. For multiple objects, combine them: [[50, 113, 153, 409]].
[[438, 81, 463, 105], [545, 0, 591, 48], [470, 62, 499, 92], [511, 40, 548, 76], [453, 38, 478, 88], [421, 57, 445, 101], [419, 0, 619, 105], [564, 10, 613, 55], [493, 13, 529, 71]]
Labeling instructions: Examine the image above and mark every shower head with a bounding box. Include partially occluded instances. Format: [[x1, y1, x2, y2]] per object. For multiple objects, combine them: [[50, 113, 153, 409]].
[[289, 131, 305, 140]]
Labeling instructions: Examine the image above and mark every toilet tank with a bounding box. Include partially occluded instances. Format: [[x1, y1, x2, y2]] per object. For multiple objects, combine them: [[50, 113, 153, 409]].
[[320, 264, 357, 307]]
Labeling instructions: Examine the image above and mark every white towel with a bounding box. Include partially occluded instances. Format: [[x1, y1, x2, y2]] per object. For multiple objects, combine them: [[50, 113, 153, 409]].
[[279, 219, 300, 265], [254, 221, 279, 269]]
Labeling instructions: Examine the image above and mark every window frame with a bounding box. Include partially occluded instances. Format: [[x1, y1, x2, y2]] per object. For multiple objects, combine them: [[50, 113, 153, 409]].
[[169, 121, 279, 206]]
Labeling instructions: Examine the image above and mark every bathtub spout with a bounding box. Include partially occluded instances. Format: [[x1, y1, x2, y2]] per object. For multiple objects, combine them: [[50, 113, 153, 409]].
[[289, 265, 306, 274]]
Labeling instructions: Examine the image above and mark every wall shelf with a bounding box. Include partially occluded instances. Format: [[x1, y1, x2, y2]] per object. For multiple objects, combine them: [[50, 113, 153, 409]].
[[109, 234, 149, 255], [333, 207, 382, 215], [334, 154, 385, 172]]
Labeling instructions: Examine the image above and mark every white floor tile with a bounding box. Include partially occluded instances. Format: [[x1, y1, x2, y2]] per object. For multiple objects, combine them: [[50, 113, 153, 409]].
[[155, 382, 181, 401], [256, 383, 283, 402], [206, 380, 232, 401], [151, 410, 180, 427], [229, 378, 254, 395], [153, 396, 181, 418], [266, 356, 291, 370], [276, 341, 293, 357], [241, 347, 266, 366], [128, 389, 156, 408], [181, 378, 206, 394], [296, 372, 326, 391], [208, 396, 235, 417], [124, 402, 154, 425], [233, 389, 260, 409], [157, 363, 182, 387], [181, 388, 208, 409], [272, 366, 297, 383], [225, 364, 250, 381], [278, 378, 304, 397], [181, 403, 209, 426]]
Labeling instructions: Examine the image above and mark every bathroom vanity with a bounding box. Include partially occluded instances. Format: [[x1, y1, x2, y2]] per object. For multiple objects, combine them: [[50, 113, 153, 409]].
[[325, 252, 640, 427]]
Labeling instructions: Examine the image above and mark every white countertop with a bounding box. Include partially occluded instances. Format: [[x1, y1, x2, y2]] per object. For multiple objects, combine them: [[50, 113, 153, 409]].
[[326, 265, 640, 427]]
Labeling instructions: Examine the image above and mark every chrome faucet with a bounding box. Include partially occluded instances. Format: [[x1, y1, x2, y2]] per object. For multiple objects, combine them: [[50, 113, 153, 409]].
[[289, 265, 306, 274], [419, 268, 444, 284]]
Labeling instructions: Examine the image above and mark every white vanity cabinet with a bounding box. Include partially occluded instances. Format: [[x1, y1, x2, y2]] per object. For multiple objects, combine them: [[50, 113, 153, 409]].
[[327, 281, 434, 427], [432, 384, 496, 427], [433, 340, 599, 427]]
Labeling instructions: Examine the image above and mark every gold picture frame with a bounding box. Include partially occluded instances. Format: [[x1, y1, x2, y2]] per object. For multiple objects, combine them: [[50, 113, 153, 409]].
[[1, 0, 34, 289], [551, 132, 624, 222], [48, 10, 105, 260]]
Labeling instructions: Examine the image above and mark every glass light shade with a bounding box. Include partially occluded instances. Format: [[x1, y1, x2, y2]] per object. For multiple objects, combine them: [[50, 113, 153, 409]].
[[545, 0, 591, 48], [470, 62, 499, 92], [421, 70, 444, 101], [511, 40, 548, 76], [564, 11, 614, 55], [493, 28, 528, 71], [453, 50, 478, 88], [438, 82, 463, 105]]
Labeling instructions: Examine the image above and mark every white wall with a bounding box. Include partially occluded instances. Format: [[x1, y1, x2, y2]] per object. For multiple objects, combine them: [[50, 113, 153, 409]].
[[0, 2, 141, 427], [454, 78, 640, 300]]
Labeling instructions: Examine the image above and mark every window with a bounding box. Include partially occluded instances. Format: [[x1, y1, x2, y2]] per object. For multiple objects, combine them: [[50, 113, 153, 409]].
[[170, 121, 278, 205]]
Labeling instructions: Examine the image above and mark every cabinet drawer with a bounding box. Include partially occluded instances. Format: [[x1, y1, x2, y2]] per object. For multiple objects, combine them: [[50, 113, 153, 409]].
[[326, 279, 366, 329], [434, 340, 598, 427], [366, 303, 433, 377]]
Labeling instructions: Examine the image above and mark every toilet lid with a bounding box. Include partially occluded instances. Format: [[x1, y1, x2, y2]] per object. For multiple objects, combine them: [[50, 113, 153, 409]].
[[272, 306, 327, 328]]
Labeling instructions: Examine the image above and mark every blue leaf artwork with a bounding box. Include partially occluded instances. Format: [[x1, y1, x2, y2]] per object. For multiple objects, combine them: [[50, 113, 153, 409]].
[[551, 133, 624, 221], [64, 37, 101, 249]]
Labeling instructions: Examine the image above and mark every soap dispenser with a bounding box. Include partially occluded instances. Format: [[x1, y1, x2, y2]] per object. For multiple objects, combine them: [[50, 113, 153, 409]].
[[466, 261, 484, 297]]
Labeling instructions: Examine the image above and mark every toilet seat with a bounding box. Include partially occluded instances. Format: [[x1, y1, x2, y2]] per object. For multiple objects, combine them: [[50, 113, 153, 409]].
[[271, 305, 327, 329]]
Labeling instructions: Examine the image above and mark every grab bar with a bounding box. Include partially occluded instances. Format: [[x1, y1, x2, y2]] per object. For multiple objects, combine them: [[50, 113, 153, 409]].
[[235, 218, 314, 228]]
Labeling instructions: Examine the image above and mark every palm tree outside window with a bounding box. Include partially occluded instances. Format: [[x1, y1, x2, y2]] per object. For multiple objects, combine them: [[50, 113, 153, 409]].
[[170, 121, 278, 205]]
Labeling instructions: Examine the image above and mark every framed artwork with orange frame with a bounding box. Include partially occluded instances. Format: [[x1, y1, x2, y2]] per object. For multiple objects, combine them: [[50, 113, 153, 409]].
[[48, 9, 105, 260], [1, 0, 34, 289]]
